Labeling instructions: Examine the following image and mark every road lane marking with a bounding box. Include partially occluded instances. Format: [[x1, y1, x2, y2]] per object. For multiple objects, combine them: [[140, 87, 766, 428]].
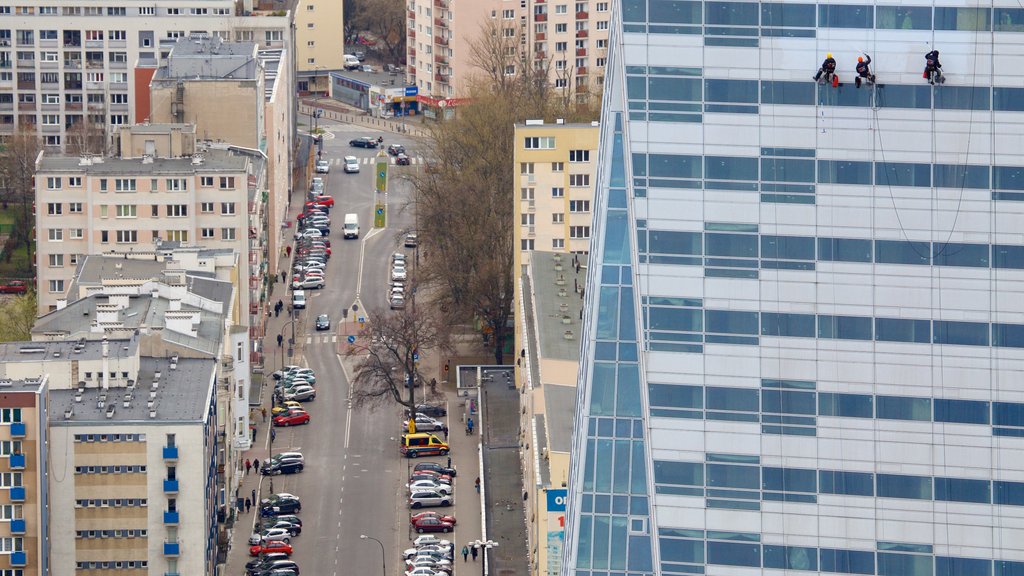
[[338, 353, 354, 449]]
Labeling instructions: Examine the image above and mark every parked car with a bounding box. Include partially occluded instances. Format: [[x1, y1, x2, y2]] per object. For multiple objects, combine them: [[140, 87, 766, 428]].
[[263, 459, 305, 475], [390, 295, 406, 310], [273, 411, 311, 427], [344, 156, 360, 173], [292, 277, 325, 290], [404, 233, 419, 247], [284, 385, 317, 402], [280, 372, 316, 385], [409, 404, 447, 418], [250, 528, 291, 544], [263, 514, 302, 529], [412, 535, 451, 548], [295, 228, 324, 240], [404, 544, 454, 560], [0, 281, 27, 294], [392, 266, 407, 281], [411, 512, 456, 525], [404, 415, 446, 432], [360, 64, 375, 72], [396, 153, 411, 166], [410, 514, 456, 533], [407, 556, 453, 570], [350, 136, 379, 148], [312, 314, 330, 331], [388, 144, 406, 156], [408, 490, 452, 508], [414, 462, 457, 477], [260, 494, 301, 515], [405, 566, 449, 576], [246, 555, 294, 573], [249, 541, 293, 557], [306, 196, 335, 209], [247, 559, 300, 576], [410, 472, 452, 485], [315, 159, 330, 173], [408, 480, 453, 495], [272, 401, 304, 415]]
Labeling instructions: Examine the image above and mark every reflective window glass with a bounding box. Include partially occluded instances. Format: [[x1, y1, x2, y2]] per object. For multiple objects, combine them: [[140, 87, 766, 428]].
[[818, 238, 872, 262], [818, 393, 873, 418], [623, 0, 646, 22], [658, 538, 704, 563], [706, 387, 759, 412], [818, 548, 875, 574], [705, 79, 758, 103], [876, 84, 931, 109], [818, 315, 872, 340], [934, 398, 990, 424], [761, 158, 815, 182], [705, 156, 758, 180], [760, 3, 815, 26], [877, 553, 933, 576], [707, 541, 761, 567], [764, 545, 818, 570], [935, 477, 991, 503], [937, 557, 993, 576], [933, 320, 990, 346], [648, 231, 701, 255], [994, 88, 1024, 111], [877, 396, 931, 421], [875, 240, 930, 265], [706, 463, 759, 489], [649, 154, 702, 178], [933, 164, 990, 189], [875, 318, 931, 343], [762, 467, 816, 492], [876, 474, 932, 500], [993, 323, 1024, 349], [993, 402, 1024, 427], [994, 166, 1024, 191], [649, 0, 703, 24], [762, 390, 816, 415], [705, 1, 758, 25], [935, 7, 991, 30], [817, 160, 872, 184], [648, 384, 702, 409], [994, 481, 1024, 506], [876, 162, 931, 187], [649, 307, 702, 332], [649, 77, 701, 101], [653, 461, 703, 486], [761, 81, 816, 105], [761, 235, 815, 260], [706, 310, 759, 334], [761, 312, 816, 337], [932, 242, 990, 267], [819, 470, 874, 496], [934, 86, 991, 110], [818, 4, 873, 27], [706, 233, 757, 257], [995, 8, 1024, 31], [993, 245, 1024, 269], [876, 5, 931, 29]]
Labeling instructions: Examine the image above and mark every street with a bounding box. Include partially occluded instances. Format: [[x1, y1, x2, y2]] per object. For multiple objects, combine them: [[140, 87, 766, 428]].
[[227, 120, 483, 576]]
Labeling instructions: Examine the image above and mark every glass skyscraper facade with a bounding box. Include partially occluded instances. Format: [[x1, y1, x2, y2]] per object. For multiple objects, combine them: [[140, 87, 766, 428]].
[[564, 1, 1024, 574]]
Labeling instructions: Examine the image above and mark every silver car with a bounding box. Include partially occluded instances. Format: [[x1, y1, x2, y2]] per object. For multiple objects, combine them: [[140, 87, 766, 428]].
[[408, 490, 452, 508]]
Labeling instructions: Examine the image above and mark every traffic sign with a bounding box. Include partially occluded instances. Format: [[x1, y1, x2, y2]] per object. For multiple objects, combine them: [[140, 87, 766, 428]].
[[347, 335, 356, 344]]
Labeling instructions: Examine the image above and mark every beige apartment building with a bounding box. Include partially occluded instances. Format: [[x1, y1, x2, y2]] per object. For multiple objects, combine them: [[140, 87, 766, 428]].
[[513, 119, 599, 276], [0, 0, 292, 150], [293, 0, 345, 94], [405, 0, 608, 103]]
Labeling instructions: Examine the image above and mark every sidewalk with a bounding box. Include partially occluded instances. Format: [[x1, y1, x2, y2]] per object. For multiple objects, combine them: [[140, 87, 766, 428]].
[[299, 98, 431, 138]]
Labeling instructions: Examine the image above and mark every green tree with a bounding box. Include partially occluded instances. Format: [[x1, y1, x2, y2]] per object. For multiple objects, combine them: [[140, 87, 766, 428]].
[[0, 292, 38, 342]]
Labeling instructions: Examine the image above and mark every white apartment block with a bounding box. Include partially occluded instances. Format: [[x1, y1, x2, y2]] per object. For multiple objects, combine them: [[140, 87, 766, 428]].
[[0, 0, 291, 149], [33, 148, 252, 315], [532, 0, 610, 103]]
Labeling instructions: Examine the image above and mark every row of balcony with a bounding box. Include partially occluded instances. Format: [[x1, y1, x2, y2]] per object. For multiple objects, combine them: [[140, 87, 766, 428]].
[[434, 17, 448, 28]]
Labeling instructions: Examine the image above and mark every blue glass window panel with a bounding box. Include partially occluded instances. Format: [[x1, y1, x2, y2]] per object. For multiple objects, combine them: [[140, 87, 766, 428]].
[[762, 467, 816, 492], [761, 81, 815, 105], [762, 390, 816, 415], [649, 0, 702, 24], [819, 470, 874, 496], [705, 1, 758, 25], [935, 477, 991, 504], [659, 538, 704, 564], [818, 393, 873, 418], [604, 210, 630, 265], [705, 156, 758, 180], [707, 499, 760, 510], [818, 315, 872, 340], [994, 166, 1024, 191], [876, 162, 931, 187], [627, 77, 646, 100], [819, 549, 875, 574], [875, 240, 930, 265], [592, 515, 611, 569], [763, 379, 815, 390], [594, 494, 611, 513], [649, 154, 702, 178], [707, 542, 761, 567], [619, 288, 637, 342], [705, 79, 758, 103], [993, 245, 1024, 269], [877, 474, 932, 500], [706, 463, 759, 489], [649, 78, 702, 101], [649, 307, 702, 332], [817, 160, 872, 184], [598, 418, 615, 437], [615, 418, 632, 438], [994, 88, 1024, 111], [933, 164, 990, 189], [994, 481, 1024, 506], [877, 396, 931, 421], [934, 320, 990, 346], [602, 266, 620, 284], [877, 543, 932, 554], [622, 0, 645, 21], [706, 387, 758, 412], [616, 364, 642, 417], [705, 233, 757, 257], [996, 561, 1024, 576], [595, 342, 617, 361], [934, 398, 990, 424], [654, 461, 703, 486], [937, 557, 992, 576], [818, 238, 872, 262], [595, 439, 615, 494], [649, 231, 702, 255], [628, 535, 654, 572], [630, 441, 647, 495], [591, 363, 617, 416], [819, 84, 872, 108], [935, 7, 991, 30], [764, 546, 818, 571], [577, 516, 593, 569], [876, 5, 931, 29], [818, 4, 872, 27], [610, 516, 628, 570], [761, 313, 816, 337], [876, 84, 931, 109], [993, 323, 1024, 349], [706, 310, 759, 335], [877, 553, 933, 576], [875, 318, 931, 343], [761, 235, 815, 260], [630, 495, 648, 515], [632, 153, 648, 176], [995, 8, 1024, 30], [760, 3, 815, 26], [934, 86, 991, 110], [597, 287, 620, 339], [613, 440, 632, 494], [648, 384, 702, 409], [993, 402, 1024, 427], [933, 242, 990, 267]]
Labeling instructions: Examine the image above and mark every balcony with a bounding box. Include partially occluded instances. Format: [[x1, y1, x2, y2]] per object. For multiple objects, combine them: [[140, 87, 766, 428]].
[[434, 53, 447, 64], [576, 48, 587, 56], [576, 10, 589, 19], [9, 519, 25, 534], [64, 60, 82, 69], [434, 17, 448, 28], [163, 446, 178, 460], [9, 454, 25, 470], [17, 81, 35, 90], [10, 422, 25, 438], [536, 32, 546, 40], [435, 36, 448, 46], [409, 48, 416, 57], [535, 51, 546, 59], [16, 59, 35, 69], [163, 510, 180, 525], [163, 540, 180, 556], [17, 102, 35, 112], [10, 487, 24, 501], [163, 479, 179, 493], [578, 67, 587, 75], [409, 66, 416, 74], [10, 552, 25, 567], [408, 9, 415, 18], [435, 73, 449, 83], [408, 30, 416, 39], [434, 0, 447, 8], [576, 29, 589, 38], [535, 13, 547, 21]]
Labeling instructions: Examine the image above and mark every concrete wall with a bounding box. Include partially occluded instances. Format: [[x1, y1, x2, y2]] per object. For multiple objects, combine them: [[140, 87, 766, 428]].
[[149, 81, 259, 148]]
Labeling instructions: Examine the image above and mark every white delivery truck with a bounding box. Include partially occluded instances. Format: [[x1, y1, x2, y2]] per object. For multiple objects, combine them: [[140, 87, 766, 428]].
[[343, 54, 361, 70], [343, 213, 360, 239]]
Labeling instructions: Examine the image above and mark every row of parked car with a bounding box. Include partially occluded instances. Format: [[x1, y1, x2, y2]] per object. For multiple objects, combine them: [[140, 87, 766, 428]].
[[403, 535, 455, 576], [272, 365, 318, 408], [246, 492, 303, 573], [403, 457, 458, 576]]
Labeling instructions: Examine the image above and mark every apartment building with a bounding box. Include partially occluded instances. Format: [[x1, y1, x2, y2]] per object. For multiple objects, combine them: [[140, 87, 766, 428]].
[[293, 0, 345, 94], [33, 144, 253, 316], [514, 251, 586, 576], [404, 0, 608, 104], [563, 3, 1024, 576], [513, 119, 599, 277], [0, 375, 48, 576]]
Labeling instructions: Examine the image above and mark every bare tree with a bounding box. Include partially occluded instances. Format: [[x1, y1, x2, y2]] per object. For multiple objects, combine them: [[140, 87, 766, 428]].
[[346, 303, 451, 418], [0, 291, 37, 342], [0, 127, 41, 265], [347, 0, 406, 62], [65, 118, 107, 157]]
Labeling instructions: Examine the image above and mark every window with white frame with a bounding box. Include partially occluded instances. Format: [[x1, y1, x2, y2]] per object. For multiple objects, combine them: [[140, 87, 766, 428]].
[[596, 2, 609, 11], [520, 163, 535, 175], [552, 238, 565, 249], [116, 230, 137, 243], [69, 202, 82, 213], [569, 226, 590, 239], [552, 213, 565, 224], [220, 202, 236, 215], [521, 214, 535, 226], [552, 187, 565, 198], [221, 228, 236, 240], [166, 205, 188, 217], [596, 20, 609, 30], [569, 149, 590, 162], [556, 23, 568, 32], [48, 279, 64, 293], [46, 203, 62, 215], [48, 229, 62, 241], [219, 177, 235, 189], [521, 239, 535, 250], [521, 188, 535, 200], [569, 174, 590, 187], [68, 177, 81, 187], [201, 228, 215, 239], [570, 200, 591, 212], [555, 4, 568, 13], [114, 178, 136, 192], [200, 177, 214, 187], [200, 202, 214, 213], [70, 228, 83, 240], [46, 177, 62, 190], [552, 162, 564, 172], [166, 230, 188, 242], [524, 136, 555, 150], [115, 205, 136, 218], [48, 254, 64, 267]]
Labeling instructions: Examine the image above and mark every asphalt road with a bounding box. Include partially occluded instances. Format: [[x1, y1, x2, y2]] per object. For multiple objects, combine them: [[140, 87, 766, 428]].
[[254, 123, 432, 576]]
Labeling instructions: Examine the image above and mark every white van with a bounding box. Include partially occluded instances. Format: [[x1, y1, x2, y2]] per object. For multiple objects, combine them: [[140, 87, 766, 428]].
[[343, 213, 360, 239], [292, 290, 307, 309], [343, 54, 361, 70]]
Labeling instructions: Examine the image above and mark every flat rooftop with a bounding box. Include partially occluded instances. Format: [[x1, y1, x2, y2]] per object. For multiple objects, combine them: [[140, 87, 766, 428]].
[[37, 148, 247, 175], [50, 357, 216, 424], [530, 252, 588, 361], [0, 336, 139, 364], [543, 384, 576, 453], [160, 36, 258, 80]]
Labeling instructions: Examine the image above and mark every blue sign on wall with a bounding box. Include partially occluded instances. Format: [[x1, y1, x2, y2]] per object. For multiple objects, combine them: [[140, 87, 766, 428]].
[[405, 86, 419, 97], [546, 489, 567, 512]]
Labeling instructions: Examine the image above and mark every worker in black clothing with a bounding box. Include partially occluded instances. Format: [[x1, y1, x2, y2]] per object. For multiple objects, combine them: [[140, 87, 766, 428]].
[[924, 49, 942, 84], [814, 53, 838, 85], [854, 54, 875, 88]]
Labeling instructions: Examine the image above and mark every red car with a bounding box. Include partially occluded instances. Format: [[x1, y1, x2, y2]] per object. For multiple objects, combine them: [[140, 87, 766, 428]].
[[273, 411, 311, 427], [410, 514, 455, 533], [306, 197, 335, 209], [410, 512, 456, 525], [249, 541, 293, 557], [0, 281, 27, 294]]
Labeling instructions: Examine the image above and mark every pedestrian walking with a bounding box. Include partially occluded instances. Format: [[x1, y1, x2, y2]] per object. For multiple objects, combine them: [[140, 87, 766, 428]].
[[251, 428, 257, 442], [446, 456, 451, 469], [254, 459, 261, 474], [471, 546, 479, 561], [286, 245, 292, 257], [462, 546, 470, 562], [475, 477, 481, 493], [245, 458, 252, 475], [277, 334, 284, 347], [442, 425, 449, 440], [275, 307, 280, 318], [262, 407, 268, 422], [245, 497, 251, 513], [466, 417, 474, 435], [271, 428, 276, 442]]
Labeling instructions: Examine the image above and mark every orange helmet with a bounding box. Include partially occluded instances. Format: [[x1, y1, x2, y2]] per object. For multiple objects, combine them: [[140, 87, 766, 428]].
[[857, 56, 864, 62]]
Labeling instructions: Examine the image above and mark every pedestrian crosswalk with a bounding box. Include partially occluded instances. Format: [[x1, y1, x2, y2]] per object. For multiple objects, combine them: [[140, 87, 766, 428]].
[[329, 156, 424, 166], [306, 334, 339, 345]]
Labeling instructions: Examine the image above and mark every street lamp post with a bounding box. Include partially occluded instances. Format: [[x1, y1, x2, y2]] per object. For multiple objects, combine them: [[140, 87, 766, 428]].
[[469, 539, 499, 576], [360, 534, 387, 576]]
